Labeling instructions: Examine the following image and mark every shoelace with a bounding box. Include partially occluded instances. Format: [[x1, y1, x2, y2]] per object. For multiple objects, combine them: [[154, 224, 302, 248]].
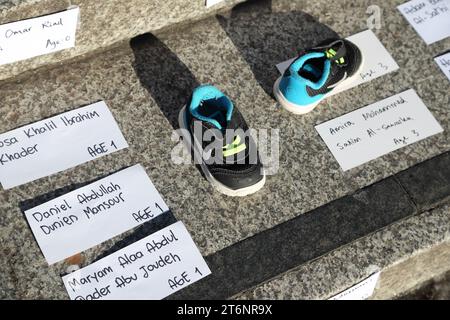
[[325, 48, 346, 65], [223, 135, 246, 157], [313, 39, 348, 66]]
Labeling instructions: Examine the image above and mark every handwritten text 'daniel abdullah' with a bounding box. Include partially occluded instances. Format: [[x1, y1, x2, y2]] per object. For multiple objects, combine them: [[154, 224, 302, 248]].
[[24, 164, 169, 264]]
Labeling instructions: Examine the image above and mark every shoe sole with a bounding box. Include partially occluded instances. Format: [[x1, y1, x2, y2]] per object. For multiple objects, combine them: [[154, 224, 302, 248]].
[[273, 56, 365, 115], [178, 106, 266, 197]]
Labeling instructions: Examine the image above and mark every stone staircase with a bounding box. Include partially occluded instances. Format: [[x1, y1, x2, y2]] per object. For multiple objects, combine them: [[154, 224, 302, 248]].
[[0, 0, 245, 81], [0, 0, 449, 299]]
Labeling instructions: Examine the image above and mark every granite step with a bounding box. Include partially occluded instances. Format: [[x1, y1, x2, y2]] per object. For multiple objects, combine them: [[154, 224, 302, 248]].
[[171, 152, 450, 300], [0, 0, 245, 81], [0, 0, 449, 299]]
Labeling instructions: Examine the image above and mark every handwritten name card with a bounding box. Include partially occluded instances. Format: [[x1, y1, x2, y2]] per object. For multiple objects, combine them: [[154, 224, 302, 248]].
[[0, 101, 128, 189], [398, 0, 450, 45], [276, 30, 399, 94], [329, 272, 380, 300], [0, 7, 79, 66], [62, 221, 211, 300], [435, 52, 450, 82], [25, 164, 169, 264], [315, 89, 443, 171]]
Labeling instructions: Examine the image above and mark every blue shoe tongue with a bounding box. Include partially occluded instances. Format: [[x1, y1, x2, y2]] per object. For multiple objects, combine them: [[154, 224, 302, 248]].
[[190, 85, 234, 130]]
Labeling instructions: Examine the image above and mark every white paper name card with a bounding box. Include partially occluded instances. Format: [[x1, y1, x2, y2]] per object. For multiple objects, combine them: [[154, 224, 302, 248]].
[[206, 0, 225, 8], [276, 30, 399, 94], [62, 221, 211, 300], [315, 89, 443, 171], [0, 101, 128, 189], [329, 272, 380, 300], [435, 52, 450, 82], [398, 0, 450, 45], [0, 7, 79, 66], [24, 164, 169, 264]]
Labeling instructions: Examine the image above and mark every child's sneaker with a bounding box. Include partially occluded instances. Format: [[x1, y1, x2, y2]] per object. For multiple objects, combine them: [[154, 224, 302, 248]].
[[178, 85, 266, 197], [274, 39, 364, 114]]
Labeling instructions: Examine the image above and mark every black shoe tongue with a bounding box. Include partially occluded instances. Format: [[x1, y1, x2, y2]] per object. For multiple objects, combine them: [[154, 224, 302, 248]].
[[312, 39, 347, 62], [199, 108, 249, 161], [202, 120, 218, 130], [225, 111, 243, 131], [223, 112, 242, 145]]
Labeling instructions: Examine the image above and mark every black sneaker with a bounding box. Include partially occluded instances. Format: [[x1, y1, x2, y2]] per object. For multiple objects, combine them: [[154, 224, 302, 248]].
[[274, 38, 364, 114], [178, 85, 266, 197]]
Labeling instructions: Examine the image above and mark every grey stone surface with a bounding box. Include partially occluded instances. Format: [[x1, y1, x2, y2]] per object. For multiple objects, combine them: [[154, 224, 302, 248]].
[[0, 0, 449, 299], [373, 241, 450, 299], [235, 202, 450, 300], [0, 225, 19, 299], [0, 0, 246, 81], [169, 178, 416, 300], [0, 0, 38, 11], [396, 152, 450, 211], [399, 268, 450, 300]]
